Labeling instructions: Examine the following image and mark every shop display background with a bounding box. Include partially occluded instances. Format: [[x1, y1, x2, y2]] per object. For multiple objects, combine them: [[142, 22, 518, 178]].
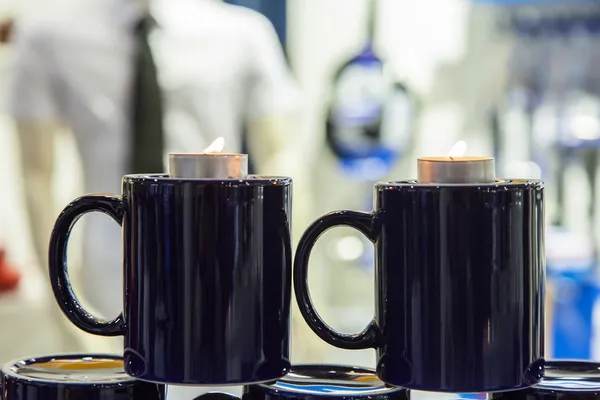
[[0, 0, 476, 368], [0, 40, 120, 354], [0, 0, 529, 367], [0, 0, 599, 391]]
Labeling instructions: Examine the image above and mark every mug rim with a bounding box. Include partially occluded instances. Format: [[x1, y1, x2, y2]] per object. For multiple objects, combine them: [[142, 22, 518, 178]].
[[123, 174, 292, 185], [531, 360, 600, 394], [375, 179, 543, 189], [251, 364, 405, 398], [2, 353, 138, 387]]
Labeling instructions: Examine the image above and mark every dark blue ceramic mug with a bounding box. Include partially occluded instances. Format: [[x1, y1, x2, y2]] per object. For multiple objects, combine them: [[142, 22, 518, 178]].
[[1, 354, 164, 400], [242, 365, 408, 400], [294, 180, 545, 393], [490, 360, 600, 399], [48, 175, 293, 385], [192, 365, 408, 400]]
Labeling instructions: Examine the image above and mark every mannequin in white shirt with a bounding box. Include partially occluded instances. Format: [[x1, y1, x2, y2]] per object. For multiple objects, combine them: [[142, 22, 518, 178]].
[[9, 0, 311, 343]]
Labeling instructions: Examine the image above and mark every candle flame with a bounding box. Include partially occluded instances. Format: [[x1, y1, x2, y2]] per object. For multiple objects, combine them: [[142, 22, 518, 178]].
[[447, 141, 468, 159], [203, 137, 225, 153]]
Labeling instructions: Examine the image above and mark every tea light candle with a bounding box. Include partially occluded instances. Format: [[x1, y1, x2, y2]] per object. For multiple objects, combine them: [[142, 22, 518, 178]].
[[417, 142, 495, 184], [168, 137, 249, 179], [417, 156, 496, 184]]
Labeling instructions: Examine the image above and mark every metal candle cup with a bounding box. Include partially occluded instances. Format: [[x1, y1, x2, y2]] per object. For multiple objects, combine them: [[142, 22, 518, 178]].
[[168, 153, 249, 179], [417, 156, 496, 184]]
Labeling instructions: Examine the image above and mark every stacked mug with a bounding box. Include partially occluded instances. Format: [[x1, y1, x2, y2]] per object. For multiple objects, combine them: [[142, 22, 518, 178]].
[[3, 154, 558, 399]]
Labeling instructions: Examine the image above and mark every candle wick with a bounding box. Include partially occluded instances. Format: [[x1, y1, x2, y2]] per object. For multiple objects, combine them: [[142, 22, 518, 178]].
[[449, 156, 454, 161]]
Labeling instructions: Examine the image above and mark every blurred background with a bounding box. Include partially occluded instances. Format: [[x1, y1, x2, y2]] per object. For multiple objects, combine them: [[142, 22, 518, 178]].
[[0, 0, 600, 398]]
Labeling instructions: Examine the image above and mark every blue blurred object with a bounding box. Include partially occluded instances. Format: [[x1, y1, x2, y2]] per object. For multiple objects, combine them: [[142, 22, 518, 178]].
[[337, 149, 400, 181], [546, 229, 599, 359], [326, 45, 387, 161], [328, 50, 412, 180], [325, 0, 412, 177], [550, 272, 599, 359]]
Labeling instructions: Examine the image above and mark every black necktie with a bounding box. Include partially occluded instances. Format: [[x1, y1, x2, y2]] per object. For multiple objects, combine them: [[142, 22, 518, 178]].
[[131, 14, 164, 174]]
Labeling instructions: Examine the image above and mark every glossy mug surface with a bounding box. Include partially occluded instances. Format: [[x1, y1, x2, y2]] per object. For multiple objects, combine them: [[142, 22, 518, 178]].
[[294, 180, 545, 392], [1, 354, 164, 400], [190, 365, 408, 400], [490, 360, 600, 399], [243, 364, 408, 400], [48, 175, 293, 385]]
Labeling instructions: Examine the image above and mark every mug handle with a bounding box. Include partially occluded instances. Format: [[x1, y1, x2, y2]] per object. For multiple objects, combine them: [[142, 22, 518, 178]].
[[293, 210, 380, 350], [48, 195, 126, 336]]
